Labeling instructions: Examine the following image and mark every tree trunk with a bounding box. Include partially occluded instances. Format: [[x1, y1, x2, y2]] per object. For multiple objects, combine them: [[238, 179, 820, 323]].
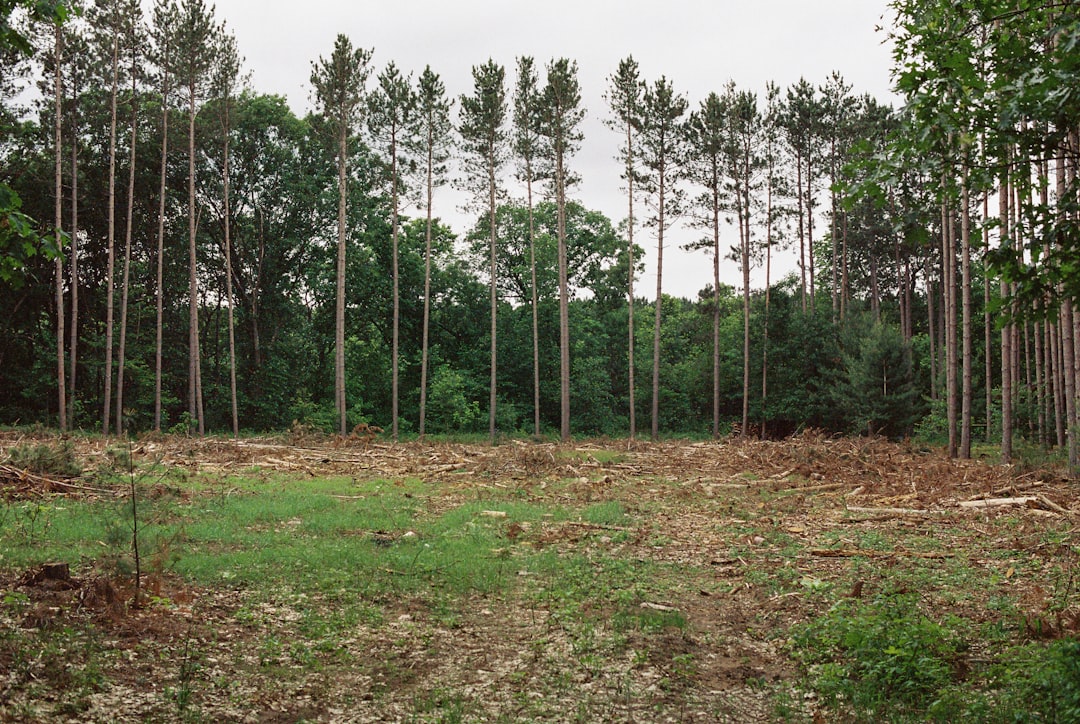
[[419, 128, 434, 439], [154, 42, 169, 432], [557, 143, 571, 443], [67, 68, 79, 427], [1000, 163, 1013, 463], [712, 166, 721, 439], [528, 170, 540, 437], [651, 163, 665, 442], [926, 256, 937, 401], [489, 155, 499, 444], [626, 119, 636, 440], [983, 195, 993, 443], [336, 125, 347, 435], [391, 128, 400, 442], [188, 82, 204, 435], [223, 88, 238, 438], [116, 61, 137, 436], [53, 25, 66, 432], [960, 166, 972, 458], [103, 32, 119, 436]]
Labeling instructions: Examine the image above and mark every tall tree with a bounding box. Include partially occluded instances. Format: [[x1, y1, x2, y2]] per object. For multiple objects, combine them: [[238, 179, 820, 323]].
[[538, 57, 585, 442], [368, 61, 414, 441], [604, 56, 643, 438], [149, 0, 175, 432], [174, 0, 219, 435], [411, 66, 452, 439], [89, 0, 123, 434], [458, 59, 508, 444], [113, 0, 142, 436], [637, 76, 687, 441], [782, 78, 822, 312], [53, 21, 66, 430], [684, 91, 726, 438], [513, 55, 542, 437], [310, 33, 372, 435], [213, 30, 241, 437]]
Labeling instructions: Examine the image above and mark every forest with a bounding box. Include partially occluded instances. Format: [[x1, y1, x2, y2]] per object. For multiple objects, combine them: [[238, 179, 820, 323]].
[[0, 0, 1078, 466]]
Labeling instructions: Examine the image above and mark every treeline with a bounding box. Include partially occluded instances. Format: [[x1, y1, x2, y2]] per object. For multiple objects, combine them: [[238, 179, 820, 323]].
[[1, 1, 1077, 462]]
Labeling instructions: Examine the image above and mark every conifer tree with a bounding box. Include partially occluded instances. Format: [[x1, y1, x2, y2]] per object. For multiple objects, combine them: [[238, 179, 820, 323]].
[[637, 76, 687, 441], [459, 59, 508, 444], [311, 34, 372, 435], [368, 61, 415, 441], [513, 55, 542, 437], [604, 56, 643, 438], [538, 58, 584, 442], [411, 66, 453, 439]]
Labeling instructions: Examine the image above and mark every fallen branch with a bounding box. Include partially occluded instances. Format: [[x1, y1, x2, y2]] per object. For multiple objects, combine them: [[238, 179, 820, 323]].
[[959, 496, 1038, 510], [810, 548, 952, 560], [844, 506, 948, 517]]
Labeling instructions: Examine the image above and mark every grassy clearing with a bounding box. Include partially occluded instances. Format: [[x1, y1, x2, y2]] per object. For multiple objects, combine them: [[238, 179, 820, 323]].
[[0, 436, 1077, 721]]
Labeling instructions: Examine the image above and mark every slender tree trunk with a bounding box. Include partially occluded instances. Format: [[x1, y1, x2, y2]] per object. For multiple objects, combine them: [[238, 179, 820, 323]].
[[223, 90, 238, 438], [154, 47, 169, 432], [796, 147, 806, 312], [761, 171, 773, 439], [651, 164, 666, 442], [927, 256, 937, 401], [626, 121, 636, 440], [711, 168, 721, 439], [103, 32, 119, 436], [391, 130, 400, 441], [54, 25, 66, 432], [188, 82, 204, 435], [984, 195, 993, 443], [807, 155, 815, 312], [528, 172, 540, 437], [960, 167, 972, 459], [336, 126, 347, 435], [419, 130, 434, 439], [1050, 315, 1065, 447], [557, 146, 571, 443], [1000, 163, 1013, 463], [942, 184, 958, 458], [116, 61, 137, 436], [489, 156, 499, 444], [1063, 303, 1077, 470], [67, 76, 78, 426], [740, 187, 750, 438]]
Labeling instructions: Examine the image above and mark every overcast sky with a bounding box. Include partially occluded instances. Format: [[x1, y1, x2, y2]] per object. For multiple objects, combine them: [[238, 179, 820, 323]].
[[200, 0, 899, 299]]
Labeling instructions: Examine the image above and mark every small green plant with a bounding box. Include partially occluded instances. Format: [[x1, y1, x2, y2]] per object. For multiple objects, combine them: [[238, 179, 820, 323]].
[[792, 591, 966, 719], [5, 440, 81, 478]]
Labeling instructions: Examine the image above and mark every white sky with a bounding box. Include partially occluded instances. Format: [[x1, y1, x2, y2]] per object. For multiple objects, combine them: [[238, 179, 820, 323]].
[[202, 0, 899, 299]]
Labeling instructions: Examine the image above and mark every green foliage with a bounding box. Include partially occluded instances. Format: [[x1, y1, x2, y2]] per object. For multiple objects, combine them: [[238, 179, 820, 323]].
[[425, 365, 481, 434], [835, 319, 920, 439], [792, 591, 966, 719], [4, 440, 81, 477]]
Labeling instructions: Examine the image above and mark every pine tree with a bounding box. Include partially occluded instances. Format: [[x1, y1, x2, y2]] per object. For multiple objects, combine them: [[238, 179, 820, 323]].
[[513, 56, 542, 437], [310, 34, 372, 435], [604, 56, 643, 439], [637, 76, 687, 440], [412, 66, 453, 440], [174, 0, 219, 435], [368, 61, 415, 441], [538, 58, 584, 442], [458, 59, 508, 444]]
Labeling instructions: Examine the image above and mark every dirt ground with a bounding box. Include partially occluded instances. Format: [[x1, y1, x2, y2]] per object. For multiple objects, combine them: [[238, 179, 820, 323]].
[[1, 431, 1078, 722]]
